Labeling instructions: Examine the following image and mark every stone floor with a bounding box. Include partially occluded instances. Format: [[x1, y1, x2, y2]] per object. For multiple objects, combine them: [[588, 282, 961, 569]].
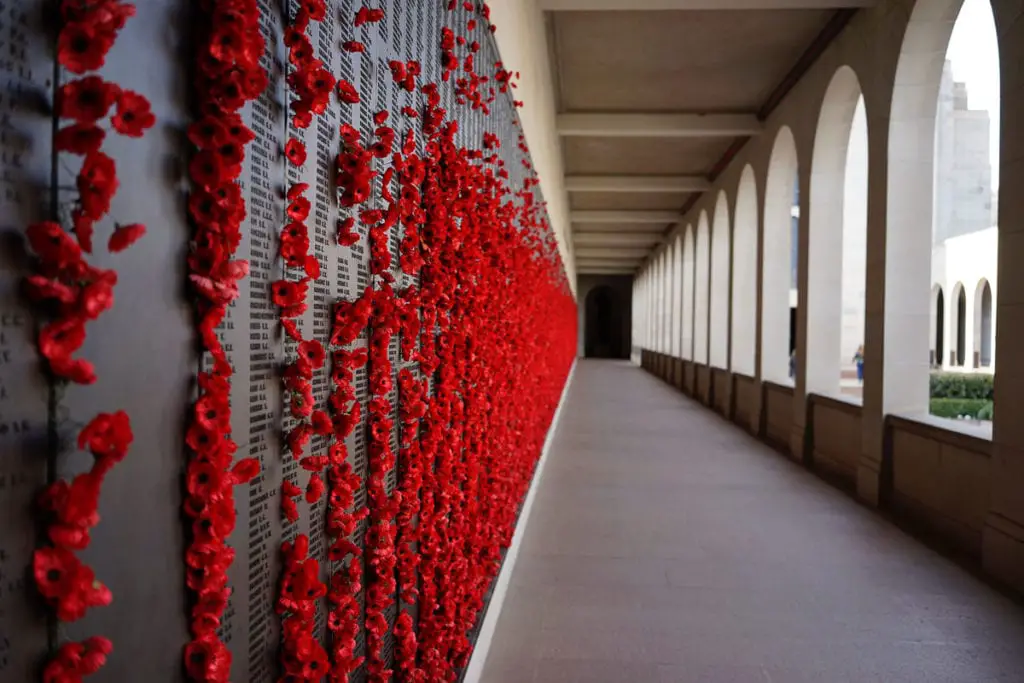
[[480, 360, 1024, 683]]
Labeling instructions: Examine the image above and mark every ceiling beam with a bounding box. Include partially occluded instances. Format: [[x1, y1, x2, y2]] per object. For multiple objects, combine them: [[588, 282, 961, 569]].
[[558, 113, 762, 138], [540, 0, 873, 9], [578, 269, 638, 276], [574, 232, 662, 247], [566, 175, 709, 193], [575, 247, 651, 259], [572, 210, 679, 224]]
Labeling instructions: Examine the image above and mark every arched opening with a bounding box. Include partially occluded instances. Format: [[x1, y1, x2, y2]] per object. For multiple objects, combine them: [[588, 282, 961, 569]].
[[762, 127, 799, 384], [889, 0, 1000, 413], [585, 285, 627, 359], [682, 224, 695, 360], [672, 234, 683, 357], [710, 192, 731, 368], [974, 278, 993, 368], [931, 285, 945, 368], [732, 166, 758, 376], [952, 282, 967, 367], [809, 65, 867, 398], [694, 212, 711, 364]]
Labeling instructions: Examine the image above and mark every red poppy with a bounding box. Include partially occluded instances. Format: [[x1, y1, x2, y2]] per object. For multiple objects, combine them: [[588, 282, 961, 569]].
[[26, 221, 82, 271], [77, 151, 119, 221], [282, 496, 299, 523], [78, 410, 133, 464], [282, 479, 303, 498], [342, 40, 365, 53], [337, 80, 360, 104], [305, 473, 325, 504], [58, 76, 119, 122], [284, 138, 307, 166], [58, 21, 117, 74], [298, 340, 325, 368], [354, 6, 385, 26], [184, 633, 231, 682], [108, 223, 145, 253], [231, 457, 260, 485], [111, 90, 155, 137], [55, 123, 106, 155]]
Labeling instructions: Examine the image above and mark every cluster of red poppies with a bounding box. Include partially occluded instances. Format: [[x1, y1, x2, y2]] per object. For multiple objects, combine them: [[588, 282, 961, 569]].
[[182, 0, 267, 680], [275, 534, 329, 679], [313, 4, 577, 682], [25, 3, 158, 681]]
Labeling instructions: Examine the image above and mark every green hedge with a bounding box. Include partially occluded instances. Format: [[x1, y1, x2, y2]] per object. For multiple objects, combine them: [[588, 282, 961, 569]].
[[928, 398, 993, 420], [929, 372, 993, 400]]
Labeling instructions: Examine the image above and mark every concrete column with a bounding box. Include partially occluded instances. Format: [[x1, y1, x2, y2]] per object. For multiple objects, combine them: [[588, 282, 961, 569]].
[[732, 166, 758, 376], [683, 225, 695, 360], [984, 0, 1024, 594], [695, 212, 711, 364], [711, 192, 731, 369]]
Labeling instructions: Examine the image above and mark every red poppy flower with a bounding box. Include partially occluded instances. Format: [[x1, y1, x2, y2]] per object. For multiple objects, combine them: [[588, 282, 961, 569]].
[[342, 40, 365, 53], [337, 80, 360, 104], [58, 21, 117, 74], [298, 339, 325, 368], [337, 217, 359, 246], [231, 457, 261, 484], [305, 473, 325, 503], [282, 496, 299, 523], [39, 317, 86, 363], [77, 151, 119, 221], [303, 255, 320, 279], [111, 90, 155, 137], [108, 223, 145, 253], [354, 7, 385, 26], [77, 410, 133, 464], [184, 633, 231, 682], [26, 221, 82, 271], [55, 123, 106, 155], [282, 479, 303, 498], [287, 195, 310, 222], [58, 76, 119, 122], [284, 138, 307, 166]]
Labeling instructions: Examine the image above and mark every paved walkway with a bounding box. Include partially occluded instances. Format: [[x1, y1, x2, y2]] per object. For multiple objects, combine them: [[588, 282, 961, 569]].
[[481, 360, 1024, 683]]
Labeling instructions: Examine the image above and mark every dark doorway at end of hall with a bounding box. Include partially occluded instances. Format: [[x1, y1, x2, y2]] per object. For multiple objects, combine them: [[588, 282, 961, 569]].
[[579, 275, 632, 359]]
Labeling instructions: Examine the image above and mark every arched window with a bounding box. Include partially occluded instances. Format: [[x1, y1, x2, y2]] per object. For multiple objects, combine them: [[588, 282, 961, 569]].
[[889, 0, 1000, 414], [808, 66, 867, 398], [952, 282, 967, 367], [974, 278, 993, 368], [762, 127, 799, 384], [931, 285, 945, 368], [732, 166, 758, 376]]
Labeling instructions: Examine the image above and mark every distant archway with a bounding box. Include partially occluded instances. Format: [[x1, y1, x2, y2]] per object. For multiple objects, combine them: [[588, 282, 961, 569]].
[[931, 285, 945, 368], [975, 278, 993, 367], [585, 285, 627, 359], [952, 282, 967, 367]]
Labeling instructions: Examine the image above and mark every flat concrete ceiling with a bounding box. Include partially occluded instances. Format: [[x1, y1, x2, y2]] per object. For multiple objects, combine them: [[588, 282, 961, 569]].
[[550, 6, 855, 275]]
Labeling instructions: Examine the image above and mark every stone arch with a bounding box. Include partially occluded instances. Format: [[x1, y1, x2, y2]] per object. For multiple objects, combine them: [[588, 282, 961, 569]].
[[808, 65, 866, 396], [672, 233, 683, 357], [974, 278, 993, 368], [885, 0, 1000, 409], [731, 165, 758, 376], [762, 126, 799, 383], [931, 284, 945, 368], [951, 281, 967, 367]]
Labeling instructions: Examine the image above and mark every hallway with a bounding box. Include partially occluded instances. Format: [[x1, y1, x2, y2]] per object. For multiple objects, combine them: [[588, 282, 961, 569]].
[[481, 361, 1024, 683]]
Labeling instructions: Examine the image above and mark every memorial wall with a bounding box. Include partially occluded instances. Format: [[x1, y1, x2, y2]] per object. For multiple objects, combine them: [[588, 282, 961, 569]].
[[0, 1, 576, 681]]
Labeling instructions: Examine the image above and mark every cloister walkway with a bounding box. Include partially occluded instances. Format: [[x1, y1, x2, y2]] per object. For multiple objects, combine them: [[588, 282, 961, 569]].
[[480, 360, 1024, 683]]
